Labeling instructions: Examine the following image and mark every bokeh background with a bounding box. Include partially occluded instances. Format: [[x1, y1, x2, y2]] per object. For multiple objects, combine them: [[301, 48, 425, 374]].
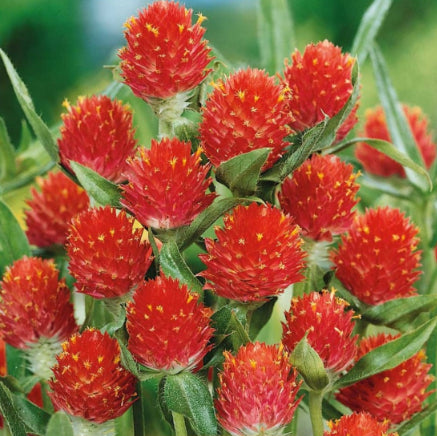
[[1, 0, 437, 146]]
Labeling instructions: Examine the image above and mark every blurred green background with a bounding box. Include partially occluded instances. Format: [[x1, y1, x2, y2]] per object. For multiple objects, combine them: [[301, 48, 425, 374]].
[[1, 0, 437, 146]]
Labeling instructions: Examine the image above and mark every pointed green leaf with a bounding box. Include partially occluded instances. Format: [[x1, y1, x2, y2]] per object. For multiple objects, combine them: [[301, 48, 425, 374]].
[[212, 305, 250, 350], [46, 412, 73, 436], [0, 49, 58, 163], [163, 372, 217, 436], [351, 0, 393, 65], [13, 396, 50, 436], [370, 44, 428, 191], [334, 318, 437, 390], [249, 297, 277, 341], [70, 161, 122, 207], [18, 120, 33, 152], [160, 241, 203, 294], [0, 200, 30, 276], [257, 0, 295, 74], [0, 117, 16, 180], [215, 148, 270, 196], [0, 383, 27, 436]]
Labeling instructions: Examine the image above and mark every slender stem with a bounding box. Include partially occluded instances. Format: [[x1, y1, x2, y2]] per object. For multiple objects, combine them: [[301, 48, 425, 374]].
[[172, 411, 187, 436], [309, 390, 324, 436]]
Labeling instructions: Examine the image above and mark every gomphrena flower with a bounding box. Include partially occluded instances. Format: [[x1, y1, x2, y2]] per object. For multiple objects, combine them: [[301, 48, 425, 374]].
[[67, 206, 153, 299], [49, 328, 137, 424], [216, 342, 301, 436], [58, 95, 137, 182], [199, 203, 305, 303], [331, 207, 421, 305], [337, 333, 433, 424], [325, 412, 399, 436], [25, 171, 90, 248], [355, 105, 436, 177], [199, 67, 293, 170], [0, 256, 77, 379], [119, 1, 212, 119], [126, 274, 213, 373], [282, 40, 358, 141], [278, 154, 360, 241], [121, 137, 215, 229], [282, 289, 357, 374]]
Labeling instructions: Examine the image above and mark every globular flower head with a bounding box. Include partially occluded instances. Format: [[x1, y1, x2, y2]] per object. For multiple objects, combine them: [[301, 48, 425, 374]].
[[355, 105, 436, 177], [325, 412, 399, 436], [331, 207, 421, 305], [121, 137, 215, 229], [0, 256, 77, 349], [199, 68, 293, 170], [282, 289, 358, 374], [199, 203, 305, 303], [126, 274, 213, 373], [278, 154, 360, 241], [119, 1, 212, 103], [67, 206, 153, 299], [49, 328, 137, 424], [216, 342, 301, 436], [58, 95, 137, 182], [337, 333, 434, 424], [25, 171, 90, 248], [282, 40, 358, 141]]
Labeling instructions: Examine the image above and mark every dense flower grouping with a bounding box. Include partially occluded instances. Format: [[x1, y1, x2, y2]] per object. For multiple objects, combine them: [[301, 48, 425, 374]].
[[1, 1, 437, 436]]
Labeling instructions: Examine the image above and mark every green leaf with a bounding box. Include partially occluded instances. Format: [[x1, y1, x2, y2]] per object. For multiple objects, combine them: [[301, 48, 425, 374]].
[[351, 0, 393, 65], [0, 383, 27, 436], [46, 412, 74, 436], [70, 161, 122, 207], [257, 0, 295, 74], [215, 148, 270, 196], [0, 199, 30, 276], [370, 44, 429, 191], [13, 396, 51, 436], [0, 49, 58, 163], [0, 117, 16, 180], [395, 398, 437, 435], [163, 372, 217, 436], [334, 317, 437, 390], [289, 336, 330, 391], [249, 297, 277, 341], [18, 119, 33, 152], [211, 305, 250, 350], [160, 241, 203, 294]]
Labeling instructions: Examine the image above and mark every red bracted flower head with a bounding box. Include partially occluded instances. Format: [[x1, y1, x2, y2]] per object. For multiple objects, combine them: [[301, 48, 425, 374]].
[[121, 137, 215, 229], [282, 40, 358, 141], [199, 68, 293, 170], [58, 95, 137, 182], [67, 206, 153, 299], [199, 203, 306, 303], [119, 1, 212, 101], [0, 256, 77, 349], [216, 342, 301, 436], [282, 289, 358, 374], [25, 171, 90, 248], [49, 328, 137, 424], [325, 412, 399, 436], [126, 274, 213, 373], [278, 154, 360, 241], [355, 105, 436, 177], [331, 207, 421, 305], [336, 333, 434, 424]]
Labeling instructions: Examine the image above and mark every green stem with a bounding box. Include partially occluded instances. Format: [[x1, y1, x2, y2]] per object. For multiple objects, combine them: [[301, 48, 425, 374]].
[[309, 390, 324, 436], [172, 411, 187, 436]]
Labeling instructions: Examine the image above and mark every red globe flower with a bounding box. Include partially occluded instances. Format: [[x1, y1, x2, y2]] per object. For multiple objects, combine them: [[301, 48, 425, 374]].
[[331, 207, 421, 305], [337, 333, 433, 425], [67, 206, 153, 299], [216, 342, 301, 436], [58, 95, 137, 182], [282, 289, 358, 374], [199, 203, 305, 303], [49, 328, 137, 424], [126, 274, 213, 373], [355, 105, 436, 177], [25, 171, 90, 248], [121, 137, 215, 229], [119, 1, 212, 103], [199, 67, 293, 170], [325, 412, 398, 436], [278, 154, 360, 241], [282, 40, 358, 142]]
